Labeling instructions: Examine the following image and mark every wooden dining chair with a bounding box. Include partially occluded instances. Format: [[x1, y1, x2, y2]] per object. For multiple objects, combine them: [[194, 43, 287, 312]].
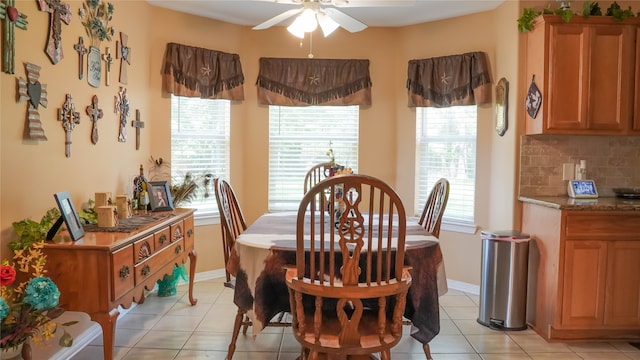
[[214, 177, 291, 360], [418, 178, 450, 239], [285, 174, 413, 360], [303, 162, 333, 194], [213, 177, 247, 288]]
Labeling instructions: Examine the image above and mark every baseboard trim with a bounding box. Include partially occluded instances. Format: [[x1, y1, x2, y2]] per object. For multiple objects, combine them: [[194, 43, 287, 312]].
[[446, 279, 480, 295]]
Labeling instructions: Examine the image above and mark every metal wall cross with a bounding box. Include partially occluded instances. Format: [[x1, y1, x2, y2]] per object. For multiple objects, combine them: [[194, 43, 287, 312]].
[[17, 62, 48, 140], [102, 47, 113, 86], [86, 95, 103, 144], [0, 0, 28, 74], [116, 32, 131, 84], [73, 36, 87, 79], [114, 87, 130, 142], [37, 0, 71, 65], [131, 109, 144, 150], [58, 93, 80, 157]]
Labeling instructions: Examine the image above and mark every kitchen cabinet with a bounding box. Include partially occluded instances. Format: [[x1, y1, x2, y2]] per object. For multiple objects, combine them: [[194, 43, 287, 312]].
[[524, 15, 639, 135], [522, 203, 640, 341]]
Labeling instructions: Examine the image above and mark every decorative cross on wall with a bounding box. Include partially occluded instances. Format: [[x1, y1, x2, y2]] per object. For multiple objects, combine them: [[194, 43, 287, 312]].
[[86, 95, 103, 144], [58, 93, 80, 157], [17, 62, 48, 140], [37, 0, 71, 65], [131, 109, 144, 150], [73, 36, 87, 79], [116, 32, 131, 84], [114, 87, 130, 142], [0, 0, 28, 74], [102, 47, 113, 86]]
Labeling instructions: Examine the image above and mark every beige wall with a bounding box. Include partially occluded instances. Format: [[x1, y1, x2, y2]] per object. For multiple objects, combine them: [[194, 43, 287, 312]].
[[1, 0, 526, 285]]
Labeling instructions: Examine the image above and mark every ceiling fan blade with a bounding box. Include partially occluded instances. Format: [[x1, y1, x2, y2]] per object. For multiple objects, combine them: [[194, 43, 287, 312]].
[[322, 8, 366, 33], [329, 0, 416, 7], [252, 8, 303, 30]]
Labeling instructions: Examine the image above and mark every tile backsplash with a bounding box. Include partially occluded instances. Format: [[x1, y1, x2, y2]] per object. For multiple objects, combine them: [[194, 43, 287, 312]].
[[520, 135, 640, 197]]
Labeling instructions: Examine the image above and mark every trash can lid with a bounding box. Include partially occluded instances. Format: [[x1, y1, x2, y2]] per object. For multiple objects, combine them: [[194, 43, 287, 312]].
[[481, 230, 530, 241]]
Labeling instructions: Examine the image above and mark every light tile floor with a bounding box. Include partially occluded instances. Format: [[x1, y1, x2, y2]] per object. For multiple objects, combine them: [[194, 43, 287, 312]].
[[70, 278, 640, 360]]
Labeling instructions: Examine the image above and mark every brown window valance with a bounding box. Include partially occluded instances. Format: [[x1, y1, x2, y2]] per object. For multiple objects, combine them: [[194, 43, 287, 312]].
[[256, 57, 372, 106], [406, 51, 491, 108], [162, 42, 245, 100]]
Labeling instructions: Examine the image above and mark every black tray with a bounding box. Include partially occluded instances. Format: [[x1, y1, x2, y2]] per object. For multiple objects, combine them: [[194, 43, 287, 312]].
[[612, 188, 640, 199]]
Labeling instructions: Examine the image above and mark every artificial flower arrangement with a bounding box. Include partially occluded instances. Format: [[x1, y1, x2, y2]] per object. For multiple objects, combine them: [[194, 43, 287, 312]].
[[326, 141, 354, 176], [79, 0, 115, 47], [0, 218, 76, 353]]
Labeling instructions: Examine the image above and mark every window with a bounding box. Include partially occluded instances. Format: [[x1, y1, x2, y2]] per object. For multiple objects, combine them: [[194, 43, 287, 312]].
[[415, 106, 476, 228], [269, 106, 359, 211], [171, 95, 230, 218]]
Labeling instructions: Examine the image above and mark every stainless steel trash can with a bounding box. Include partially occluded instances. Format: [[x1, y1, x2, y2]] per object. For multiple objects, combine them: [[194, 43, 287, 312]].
[[477, 230, 530, 330]]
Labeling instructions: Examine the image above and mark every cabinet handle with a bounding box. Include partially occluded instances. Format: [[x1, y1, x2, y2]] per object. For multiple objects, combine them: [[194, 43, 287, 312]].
[[141, 265, 150, 277], [175, 245, 183, 254], [187, 229, 194, 238], [159, 234, 167, 245], [119, 265, 130, 279]]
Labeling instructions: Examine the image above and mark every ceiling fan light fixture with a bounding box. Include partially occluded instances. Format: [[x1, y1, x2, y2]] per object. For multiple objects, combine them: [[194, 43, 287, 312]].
[[287, 8, 317, 38], [317, 12, 339, 37]]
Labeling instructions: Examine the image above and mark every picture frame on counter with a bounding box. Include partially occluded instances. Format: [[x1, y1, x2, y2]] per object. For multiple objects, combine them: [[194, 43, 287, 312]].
[[148, 181, 174, 212]]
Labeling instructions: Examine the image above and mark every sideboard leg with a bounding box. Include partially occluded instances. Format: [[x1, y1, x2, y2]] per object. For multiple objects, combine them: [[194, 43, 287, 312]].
[[93, 309, 120, 360], [188, 248, 198, 305]]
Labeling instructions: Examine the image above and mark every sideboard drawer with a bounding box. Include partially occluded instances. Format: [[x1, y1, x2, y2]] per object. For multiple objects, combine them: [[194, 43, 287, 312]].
[[134, 239, 185, 285], [111, 245, 134, 301], [171, 220, 185, 243], [134, 235, 154, 264], [184, 216, 194, 250], [154, 227, 171, 250]]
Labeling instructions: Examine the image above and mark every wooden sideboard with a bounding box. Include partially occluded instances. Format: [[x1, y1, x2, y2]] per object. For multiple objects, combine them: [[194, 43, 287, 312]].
[[42, 208, 198, 360]]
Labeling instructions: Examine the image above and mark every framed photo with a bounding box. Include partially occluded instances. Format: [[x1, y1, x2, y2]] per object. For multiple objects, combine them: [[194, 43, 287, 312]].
[[495, 77, 508, 136], [148, 181, 174, 212], [49, 191, 85, 241]]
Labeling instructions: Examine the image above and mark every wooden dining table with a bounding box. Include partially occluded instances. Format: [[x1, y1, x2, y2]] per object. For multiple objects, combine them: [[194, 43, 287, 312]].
[[227, 211, 448, 347]]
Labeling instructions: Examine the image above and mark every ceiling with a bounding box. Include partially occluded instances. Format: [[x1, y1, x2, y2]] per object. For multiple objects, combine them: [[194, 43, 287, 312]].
[[145, 0, 506, 29]]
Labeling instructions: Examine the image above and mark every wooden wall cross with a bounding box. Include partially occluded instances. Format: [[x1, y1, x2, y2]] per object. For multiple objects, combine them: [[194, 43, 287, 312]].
[[114, 87, 130, 142], [58, 93, 80, 157], [102, 47, 113, 86], [116, 32, 131, 84], [37, 0, 71, 65], [17, 62, 48, 141], [86, 95, 103, 144], [73, 36, 87, 79], [0, 0, 28, 74], [131, 109, 144, 150]]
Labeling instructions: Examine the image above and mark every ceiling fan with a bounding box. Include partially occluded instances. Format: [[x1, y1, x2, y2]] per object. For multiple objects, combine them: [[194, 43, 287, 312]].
[[252, 0, 414, 38]]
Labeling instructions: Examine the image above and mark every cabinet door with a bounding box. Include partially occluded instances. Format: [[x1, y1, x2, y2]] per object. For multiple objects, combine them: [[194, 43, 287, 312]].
[[561, 240, 607, 326], [547, 23, 585, 131], [547, 23, 634, 133], [587, 25, 634, 132], [604, 241, 640, 326]]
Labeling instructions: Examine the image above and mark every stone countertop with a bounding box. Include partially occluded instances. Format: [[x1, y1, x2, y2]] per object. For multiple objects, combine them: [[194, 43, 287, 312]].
[[519, 196, 640, 211]]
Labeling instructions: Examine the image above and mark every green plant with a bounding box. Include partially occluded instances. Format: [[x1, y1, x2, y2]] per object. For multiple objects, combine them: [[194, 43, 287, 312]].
[[10, 204, 97, 251], [606, 1, 635, 21], [9, 209, 60, 251], [517, 7, 541, 33], [518, 1, 637, 33], [582, 1, 602, 16]]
